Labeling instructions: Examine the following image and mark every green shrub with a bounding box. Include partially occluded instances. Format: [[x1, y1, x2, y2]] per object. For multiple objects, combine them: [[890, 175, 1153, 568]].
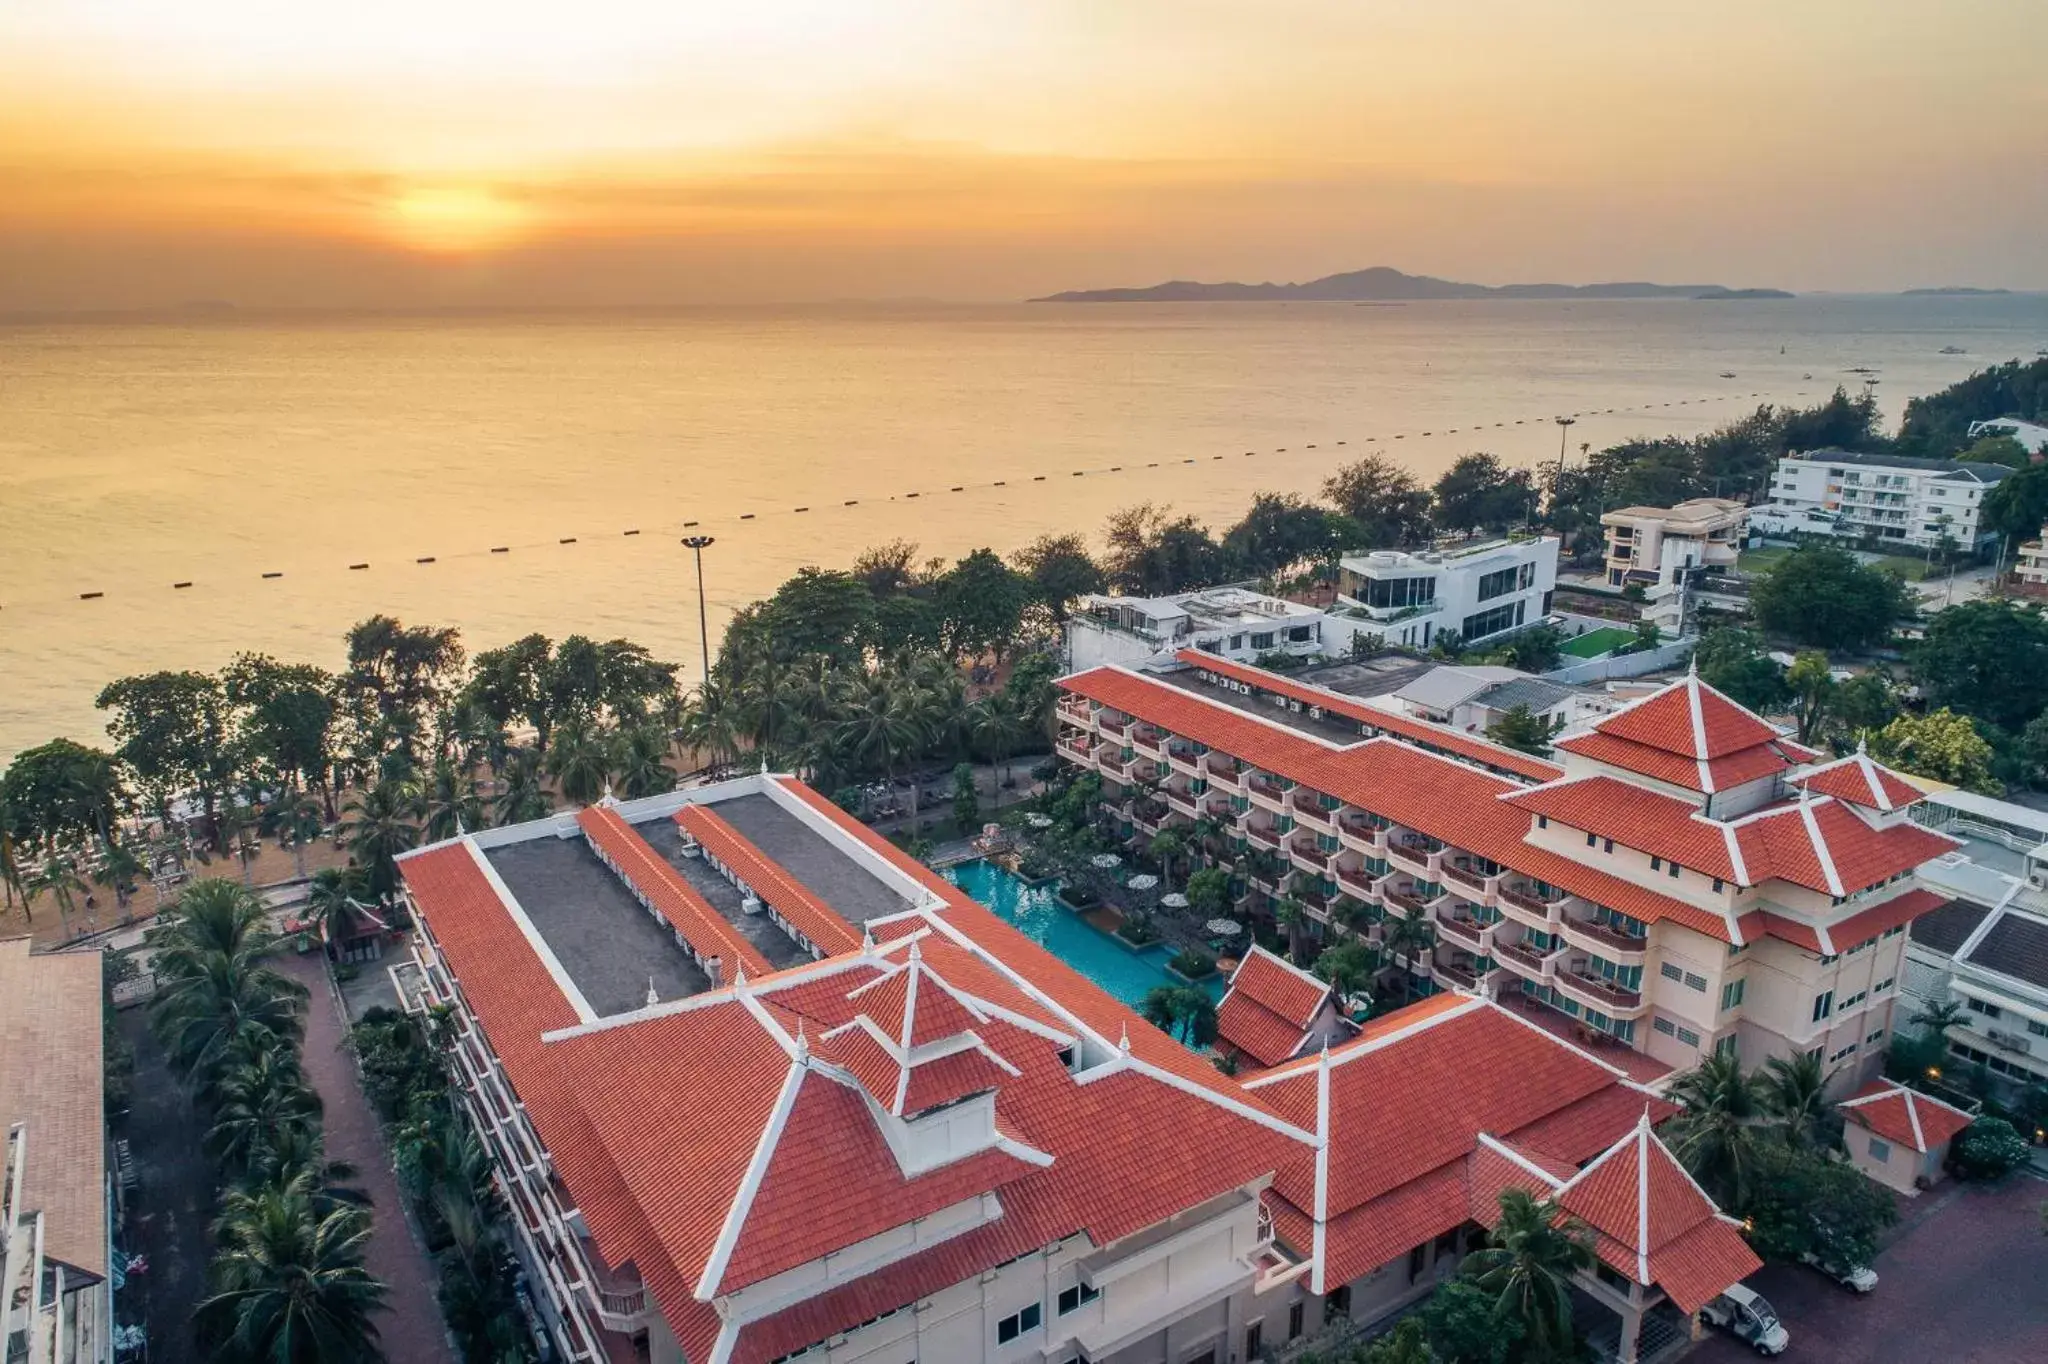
[[1169, 948, 1216, 979], [1948, 1117, 2032, 1180], [1117, 915, 1160, 946]]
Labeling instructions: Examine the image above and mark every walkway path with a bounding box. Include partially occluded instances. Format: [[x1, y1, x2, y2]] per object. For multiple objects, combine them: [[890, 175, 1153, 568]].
[[280, 952, 456, 1364]]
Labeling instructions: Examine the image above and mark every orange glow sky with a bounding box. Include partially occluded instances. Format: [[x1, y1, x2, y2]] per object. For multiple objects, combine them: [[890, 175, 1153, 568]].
[[4, 1, 2044, 309]]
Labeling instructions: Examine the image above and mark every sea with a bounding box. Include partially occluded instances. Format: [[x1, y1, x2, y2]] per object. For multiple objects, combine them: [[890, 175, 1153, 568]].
[[3, 294, 2045, 759]]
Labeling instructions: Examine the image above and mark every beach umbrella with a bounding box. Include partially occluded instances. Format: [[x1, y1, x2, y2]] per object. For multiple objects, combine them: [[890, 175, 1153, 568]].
[[1206, 918, 1244, 937], [1160, 892, 1189, 909], [1025, 813, 1054, 829], [1126, 873, 1158, 891], [1090, 853, 1123, 869]]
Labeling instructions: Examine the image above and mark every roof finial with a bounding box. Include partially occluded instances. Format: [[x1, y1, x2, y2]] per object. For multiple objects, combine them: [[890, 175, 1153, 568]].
[[1855, 735, 1868, 756], [861, 923, 876, 953], [1686, 653, 1699, 679], [455, 812, 467, 837], [907, 937, 923, 967], [733, 963, 749, 991], [602, 777, 615, 804], [646, 975, 659, 1008], [795, 1019, 810, 1061], [1118, 1024, 1132, 1057]]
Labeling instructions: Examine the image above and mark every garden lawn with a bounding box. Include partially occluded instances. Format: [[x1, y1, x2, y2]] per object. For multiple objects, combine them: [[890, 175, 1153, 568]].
[[1560, 626, 1637, 659]]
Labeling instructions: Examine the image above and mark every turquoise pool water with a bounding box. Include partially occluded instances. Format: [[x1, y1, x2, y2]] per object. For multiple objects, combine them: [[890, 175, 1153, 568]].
[[944, 859, 1225, 1010]]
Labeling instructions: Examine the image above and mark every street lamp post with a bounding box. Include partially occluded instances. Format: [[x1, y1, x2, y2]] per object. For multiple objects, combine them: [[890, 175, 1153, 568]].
[[1553, 415, 1577, 522], [681, 535, 716, 685]]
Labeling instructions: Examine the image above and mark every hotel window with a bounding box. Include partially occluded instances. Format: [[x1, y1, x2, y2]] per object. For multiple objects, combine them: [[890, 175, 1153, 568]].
[[1867, 1027, 1886, 1045], [1713, 878, 1725, 892], [1056, 1283, 1100, 1316], [1715, 1034, 1738, 1058], [996, 1303, 1042, 1344], [1650, 856, 1662, 871], [1247, 1324, 1264, 1359], [2030, 1019, 2048, 1039], [1868, 1136, 1891, 1161], [1476, 566, 1520, 601], [1653, 1016, 1677, 1036], [1812, 990, 1835, 1022], [1361, 575, 1436, 609], [1604, 838, 1615, 853], [1461, 602, 1522, 640], [1252, 631, 1275, 650], [1720, 978, 1745, 1011], [1660, 962, 1684, 983], [1586, 833, 1597, 848], [1967, 998, 2002, 1019], [1683, 971, 1708, 992], [1538, 815, 1548, 828], [1288, 1302, 1306, 1340], [1831, 1042, 1859, 1063], [1676, 1025, 1701, 1047]]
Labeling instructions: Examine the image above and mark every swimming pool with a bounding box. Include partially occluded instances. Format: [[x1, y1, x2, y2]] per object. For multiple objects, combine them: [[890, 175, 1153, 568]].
[[944, 859, 1225, 1010]]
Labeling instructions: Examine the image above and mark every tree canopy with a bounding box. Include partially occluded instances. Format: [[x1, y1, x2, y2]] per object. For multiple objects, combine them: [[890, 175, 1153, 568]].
[[1911, 599, 2048, 734], [1749, 545, 1914, 650]]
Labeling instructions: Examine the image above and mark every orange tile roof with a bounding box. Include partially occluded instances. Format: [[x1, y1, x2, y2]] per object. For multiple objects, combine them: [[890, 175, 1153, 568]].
[[675, 804, 865, 955], [1216, 991, 1313, 1069], [1753, 887, 1946, 956], [1555, 729, 1792, 794], [1840, 1080, 1975, 1153], [1595, 674, 1782, 760], [1229, 945, 1332, 1028], [1792, 751, 1926, 811], [1063, 666, 1741, 940], [578, 804, 774, 978], [1502, 776, 1740, 879], [1172, 649, 1563, 782], [1507, 1085, 1681, 1165]]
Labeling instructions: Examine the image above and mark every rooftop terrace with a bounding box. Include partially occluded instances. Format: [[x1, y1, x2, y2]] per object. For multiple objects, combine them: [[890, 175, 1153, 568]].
[[483, 836, 710, 1015]]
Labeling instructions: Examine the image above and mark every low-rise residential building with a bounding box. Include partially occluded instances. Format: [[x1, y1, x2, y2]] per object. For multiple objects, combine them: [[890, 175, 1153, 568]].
[[394, 771, 1762, 1364], [1838, 1080, 1976, 1195], [1600, 499, 1747, 632], [1067, 586, 1332, 671], [1058, 652, 1959, 1091], [2015, 524, 2048, 589], [1967, 417, 2048, 456], [1381, 664, 1605, 736], [1, 938, 110, 1364], [1753, 449, 2010, 550], [1334, 537, 1558, 651]]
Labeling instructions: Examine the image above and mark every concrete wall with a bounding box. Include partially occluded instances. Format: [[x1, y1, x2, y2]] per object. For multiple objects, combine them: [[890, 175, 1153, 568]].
[[1844, 1121, 1944, 1196]]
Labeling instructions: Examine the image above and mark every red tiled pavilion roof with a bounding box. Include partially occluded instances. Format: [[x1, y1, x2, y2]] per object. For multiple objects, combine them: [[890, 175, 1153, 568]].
[[1840, 1080, 1975, 1153], [1790, 750, 1925, 812]]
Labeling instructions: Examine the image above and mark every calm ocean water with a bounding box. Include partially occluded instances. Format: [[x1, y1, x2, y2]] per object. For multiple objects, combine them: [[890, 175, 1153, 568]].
[[3, 296, 2045, 758]]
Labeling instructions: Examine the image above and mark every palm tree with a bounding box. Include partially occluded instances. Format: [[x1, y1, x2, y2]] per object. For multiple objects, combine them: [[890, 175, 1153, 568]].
[[1140, 986, 1179, 1036], [1148, 829, 1187, 891], [1378, 913, 1436, 997], [205, 1042, 322, 1176], [833, 672, 925, 821], [306, 868, 373, 958], [339, 780, 420, 900], [1910, 998, 1968, 1036], [1758, 1051, 1831, 1149], [1462, 1189, 1595, 1360], [153, 953, 308, 1089], [244, 1125, 368, 1216], [197, 1174, 387, 1364], [616, 725, 675, 799], [968, 698, 1026, 800], [492, 747, 553, 826], [92, 837, 145, 914], [676, 681, 745, 773], [1664, 1052, 1768, 1210], [546, 720, 617, 807], [1274, 896, 1311, 965], [29, 854, 87, 941], [267, 791, 326, 881], [419, 761, 484, 842], [0, 821, 24, 916], [1138, 984, 1217, 1046]]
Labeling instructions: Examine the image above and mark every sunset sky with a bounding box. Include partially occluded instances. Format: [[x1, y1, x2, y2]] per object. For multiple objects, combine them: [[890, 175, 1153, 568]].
[[4, 1, 2044, 309]]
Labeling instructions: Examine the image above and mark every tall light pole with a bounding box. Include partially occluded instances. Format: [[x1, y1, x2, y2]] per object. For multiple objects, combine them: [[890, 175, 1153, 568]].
[[682, 535, 716, 685], [1553, 415, 1577, 525]]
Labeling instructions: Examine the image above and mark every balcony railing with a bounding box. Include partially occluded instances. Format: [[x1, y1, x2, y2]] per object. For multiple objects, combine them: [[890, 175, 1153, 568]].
[[1131, 727, 1166, 755], [1441, 860, 1494, 898], [1557, 967, 1646, 1015], [1289, 841, 1332, 868], [1558, 916, 1649, 959], [1247, 777, 1290, 808], [1336, 869, 1380, 900], [1205, 760, 1245, 791], [1494, 938, 1558, 978], [1337, 819, 1386, 854], [1434, 961, 1483, 991], [1436, 915, 1489, 951], [1098, 752, 1129, 775], [1246, 824, 1282, 850], [1167, 744, 1202, 772], [1383, 887, 1428, 917], [1291, 801, 1336, 832], [1498, 885, 1562, 918], [1097, 715, 1129, 736], [1166, 789, 1199, 816]]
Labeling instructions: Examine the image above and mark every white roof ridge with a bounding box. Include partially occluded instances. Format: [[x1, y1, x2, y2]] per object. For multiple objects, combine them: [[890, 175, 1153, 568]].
[[1797, 795, 1846, 898], [1473, 1132, 1568, 1190], [1242, 995, 1485, 1087], [694, 1057, 807, 1300]]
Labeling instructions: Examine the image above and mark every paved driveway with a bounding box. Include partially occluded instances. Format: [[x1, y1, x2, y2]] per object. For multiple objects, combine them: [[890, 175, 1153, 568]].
[[1690, 1175, 2048, 1364]]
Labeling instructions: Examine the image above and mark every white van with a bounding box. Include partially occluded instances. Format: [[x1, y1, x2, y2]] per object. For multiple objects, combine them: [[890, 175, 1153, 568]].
[[1701, 1283, 1790, 1355]]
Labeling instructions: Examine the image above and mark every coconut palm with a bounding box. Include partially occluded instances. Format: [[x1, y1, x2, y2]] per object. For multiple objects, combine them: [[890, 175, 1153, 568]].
[[266, 791, 326, 881], [244, 1125, 369, 1216], [1462, 1189, 1595, 1360], [492, 747, 553, 826], [153, 953, 308, 1089], [92, 837, 145, 913], [206, 1043, 322, 1176], [1274, 897, 1311, 964], [29, 854, 87, 940], [676, 681, 746, 773], [1137, 984, 1217, 1046], [339, 779, 421, 899], [616, 725, 676, 799], [1909, 998, 1968, 1036], [197, 1174, 387, 1364], [1664, 1052, 1768, 1209], [833, 671, 926, 819], [1378, 912, 1436, 997], [306, 868, 374, 957], [1758, 1050, 1831, 1149], [419, 761, 484, 842], [546, 720, 617, 807], [1148, 829, 1187, 891]]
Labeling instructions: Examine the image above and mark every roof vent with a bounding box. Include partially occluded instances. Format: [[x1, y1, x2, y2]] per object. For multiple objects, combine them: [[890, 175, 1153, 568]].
[[741, 894, 765, 916]]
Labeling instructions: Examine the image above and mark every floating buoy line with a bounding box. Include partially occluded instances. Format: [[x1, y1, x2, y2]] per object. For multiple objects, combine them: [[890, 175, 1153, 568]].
[[5, 386, 1802, 612]]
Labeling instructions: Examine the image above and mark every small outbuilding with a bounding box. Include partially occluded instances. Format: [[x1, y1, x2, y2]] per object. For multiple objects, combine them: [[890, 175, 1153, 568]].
[[1839, 1079, 1976, 1195]]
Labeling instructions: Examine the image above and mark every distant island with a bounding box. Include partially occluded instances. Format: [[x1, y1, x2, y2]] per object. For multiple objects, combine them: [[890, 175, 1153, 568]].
[[1030, 266, 1793, 303], [1902, 287, 2012, 296]]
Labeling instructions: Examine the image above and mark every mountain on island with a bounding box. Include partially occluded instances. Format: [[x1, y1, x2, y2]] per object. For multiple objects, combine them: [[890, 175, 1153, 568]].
[[1031, 266, 1791, 303], [1901, 286, 2012, 296]]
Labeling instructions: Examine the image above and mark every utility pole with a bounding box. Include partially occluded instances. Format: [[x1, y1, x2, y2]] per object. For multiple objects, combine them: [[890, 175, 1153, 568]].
[[682, 535, 716, 686], [1553, 415, 1577, 538]]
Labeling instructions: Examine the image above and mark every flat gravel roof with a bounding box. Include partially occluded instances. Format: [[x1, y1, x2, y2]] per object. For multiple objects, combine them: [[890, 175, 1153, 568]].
[[710, 792, 916, 926]]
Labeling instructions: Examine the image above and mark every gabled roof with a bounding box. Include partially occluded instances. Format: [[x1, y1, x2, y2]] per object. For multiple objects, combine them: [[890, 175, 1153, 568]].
[[1753, 888, 1945, 956], [0, 938, 106, 1280], [675, 804, 865, 955], [1789, 749, 1925, 812], [1217, 946, 1337, 1069], [1557, 671, 1809, 794], [1959, 909, 2048, 989], [579, 804, 774, 978], [1550, 1113, 1761, 1314], [1840, 1080, 1975, 1153]]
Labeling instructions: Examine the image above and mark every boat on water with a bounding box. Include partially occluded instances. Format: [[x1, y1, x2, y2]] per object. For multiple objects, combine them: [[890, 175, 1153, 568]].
[[1940, 345, 1967, 355], [1719, 371, 1737, 378]]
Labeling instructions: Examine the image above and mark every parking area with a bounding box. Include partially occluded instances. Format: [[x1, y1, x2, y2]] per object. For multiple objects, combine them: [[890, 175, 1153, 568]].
[[1690, 1175, 2048, 1363]]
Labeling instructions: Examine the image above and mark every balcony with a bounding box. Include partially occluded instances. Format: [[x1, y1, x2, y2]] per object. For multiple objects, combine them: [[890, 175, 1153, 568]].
[[1096, 714, 1129, 737], [1098, 751, 1130, 776], [1166, 789, 1199, 817], [1387, 842, 1437, 879], [1166, 744, 1203, 775], [1383, 886, 1429, 918], [1555, 967, 1648, 1017], [1337, 818, 1386, 855], [1056, 736, 1095, 764], [1557, 916, 1648, 963], [1336, 868, 1381, 901], [1245, 824, 1282, 850], [1130, 727, 1166, 757], [1435, 914, 1491, 952], [1441, 859, 1495, 900], [1057, 698, 1093, 724], [1434, 959, 1497, 993], [1247, 776, 1291, 812], [1205, 758, 1246, 791], [1291, 800, 1336, 833], [1497, 884, 1563, 923], [1494, 937, 1560, 980], [1289, 840, 1332, 869]]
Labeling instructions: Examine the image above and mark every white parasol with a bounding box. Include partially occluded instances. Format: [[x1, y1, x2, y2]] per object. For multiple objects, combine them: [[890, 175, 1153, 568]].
[[1206, 918, 1244, 937], [1090, 853, 1123, 869], [1025, 813, 1054, 829], [1160, 892, 1190, 909], [1126, 873, 1159, 891]]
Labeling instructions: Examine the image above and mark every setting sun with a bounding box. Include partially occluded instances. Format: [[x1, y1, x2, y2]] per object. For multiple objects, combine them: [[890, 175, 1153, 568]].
[[382, 185, 533, 253]]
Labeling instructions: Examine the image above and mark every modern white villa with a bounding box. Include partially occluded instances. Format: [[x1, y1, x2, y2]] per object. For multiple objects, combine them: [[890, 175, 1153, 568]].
[[1751, 449, 2010, 550], [1333, 537, 1558, 652]]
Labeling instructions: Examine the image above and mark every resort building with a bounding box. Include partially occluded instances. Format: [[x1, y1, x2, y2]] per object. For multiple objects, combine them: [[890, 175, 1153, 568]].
[[1333, 537, 1558, 651], [1066, 586, 1333, 672], [1752, 449, 2010, 550], [1, 938, 111, 1364], [1966, 416, 2048, 457], [1056, 651, 1959, 1087], [393, 771, 1763, 1364], [1837, 1080, 1976, 1196], [1598, 499, 1747, 632]]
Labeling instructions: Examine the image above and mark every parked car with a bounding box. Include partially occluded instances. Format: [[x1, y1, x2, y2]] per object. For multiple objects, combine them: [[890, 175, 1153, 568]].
[[1702, 1283, 1790, 1355], [1800, 1251, 1878, 1293]]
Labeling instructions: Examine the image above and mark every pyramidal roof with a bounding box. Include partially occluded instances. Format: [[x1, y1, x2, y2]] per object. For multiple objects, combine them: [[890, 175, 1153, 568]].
[[1556, 669, 1812, 794], [1790, 746, 1925, 813], [823, 939, 1022, 1116]]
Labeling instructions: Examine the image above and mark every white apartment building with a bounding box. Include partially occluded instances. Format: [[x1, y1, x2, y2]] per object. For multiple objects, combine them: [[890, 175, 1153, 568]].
[[1334, 536, 1558, 651], [1067, 586, 1331, 672], [0, 940, 111, 1364], [1753, 450, 2010, 551], [1600, 499, 1747, 632], [2015, 525, 2048, 588], [1967, 417, 2048, 457]]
